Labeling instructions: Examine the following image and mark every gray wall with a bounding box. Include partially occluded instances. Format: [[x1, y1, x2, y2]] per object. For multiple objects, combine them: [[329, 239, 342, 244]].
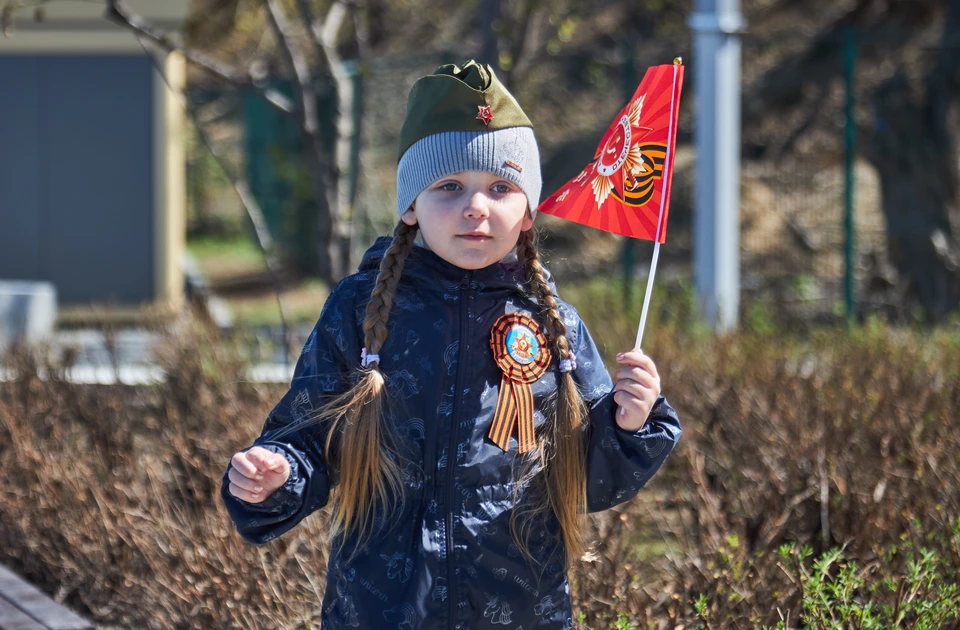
[[0, 54, 155, 305]]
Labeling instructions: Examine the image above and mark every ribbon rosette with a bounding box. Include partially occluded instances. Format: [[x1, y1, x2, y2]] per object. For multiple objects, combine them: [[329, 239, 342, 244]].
[[488, 313, 552, 453]]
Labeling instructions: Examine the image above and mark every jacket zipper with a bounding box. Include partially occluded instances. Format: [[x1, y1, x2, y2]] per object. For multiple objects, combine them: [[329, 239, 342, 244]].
[[446, 269, 472, 630]]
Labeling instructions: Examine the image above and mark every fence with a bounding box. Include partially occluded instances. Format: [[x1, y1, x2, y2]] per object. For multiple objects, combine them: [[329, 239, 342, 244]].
[[737, 21, 957, 324]]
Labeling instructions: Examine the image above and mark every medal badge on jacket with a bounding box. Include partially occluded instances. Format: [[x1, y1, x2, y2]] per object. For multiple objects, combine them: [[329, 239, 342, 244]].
[[488, 313, 552, 453]]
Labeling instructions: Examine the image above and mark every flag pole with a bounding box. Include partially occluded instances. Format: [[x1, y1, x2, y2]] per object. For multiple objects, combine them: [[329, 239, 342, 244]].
[[623, 58, 681, 416], [622, 232, 663, 420], [634, 241, 661, 351], [632, 57, 681, 353]]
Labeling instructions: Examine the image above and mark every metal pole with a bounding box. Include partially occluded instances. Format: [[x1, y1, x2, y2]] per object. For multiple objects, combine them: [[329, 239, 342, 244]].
[[843, 25, 857, 325], [689, 0, 744, 333]]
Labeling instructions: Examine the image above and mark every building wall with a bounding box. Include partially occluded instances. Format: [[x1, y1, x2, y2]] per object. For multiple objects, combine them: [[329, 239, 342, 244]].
[[0, 55, 158, 305], [0, 1, 187, 315]]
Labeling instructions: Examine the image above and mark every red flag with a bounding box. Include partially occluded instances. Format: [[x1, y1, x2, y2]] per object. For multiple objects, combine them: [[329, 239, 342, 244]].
[[537, 62, 684, 243]]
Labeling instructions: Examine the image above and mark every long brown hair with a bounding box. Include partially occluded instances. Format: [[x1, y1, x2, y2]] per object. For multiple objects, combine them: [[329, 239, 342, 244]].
[[510, 226, 589, 573], [280, 220, 589, 570], [275, 220, 418, 562]]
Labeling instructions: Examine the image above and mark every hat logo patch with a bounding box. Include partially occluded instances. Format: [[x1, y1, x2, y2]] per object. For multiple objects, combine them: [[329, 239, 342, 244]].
[[503, 130, 524, 173]]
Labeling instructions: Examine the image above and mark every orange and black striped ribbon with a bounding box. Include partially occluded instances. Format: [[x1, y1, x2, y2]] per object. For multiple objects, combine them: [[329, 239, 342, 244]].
[[487, 313, 552, 454], [489, 377, 537, 452]]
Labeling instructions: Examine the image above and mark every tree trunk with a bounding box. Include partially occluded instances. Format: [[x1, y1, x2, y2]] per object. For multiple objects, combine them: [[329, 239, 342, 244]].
[[863, 1, 960, 322], [480, 0, 501, 70], [296, 0, 357, 281], [866, 79, 960, 320], [304, 130, 341, 284], [331, 65, 357, 277], [319, 2, 357, 279]]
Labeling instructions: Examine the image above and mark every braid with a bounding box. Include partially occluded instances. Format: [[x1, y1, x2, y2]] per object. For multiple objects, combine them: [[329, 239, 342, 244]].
[[511, 227, 588, 575], [515, 228, 571, 359], [303, 220, 417, 564], [363, 221, 418, 356]]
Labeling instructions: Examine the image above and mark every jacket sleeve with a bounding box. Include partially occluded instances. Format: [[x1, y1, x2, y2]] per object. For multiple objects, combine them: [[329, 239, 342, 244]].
[[220, 279, 362, 544], [563, 310, 682, 514]]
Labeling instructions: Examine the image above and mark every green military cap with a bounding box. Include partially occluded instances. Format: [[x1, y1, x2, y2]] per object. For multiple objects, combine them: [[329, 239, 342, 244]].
[[398, 61, 534, 161], [396, 60, 542, 216]]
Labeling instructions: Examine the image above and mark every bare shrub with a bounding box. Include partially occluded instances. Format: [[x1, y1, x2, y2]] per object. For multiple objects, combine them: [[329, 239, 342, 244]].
[[2, 305, 959, 628], [567, 309, 960, 628], [0, 320, 332, 629]]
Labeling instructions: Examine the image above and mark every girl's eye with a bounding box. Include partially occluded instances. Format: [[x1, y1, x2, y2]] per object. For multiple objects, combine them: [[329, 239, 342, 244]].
[[492, 183, 511, 193], [439, 182, 460, 191]]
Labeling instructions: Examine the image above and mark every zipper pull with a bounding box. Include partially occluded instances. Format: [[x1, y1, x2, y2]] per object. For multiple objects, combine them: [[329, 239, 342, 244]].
[[459, 271, 470, 291]]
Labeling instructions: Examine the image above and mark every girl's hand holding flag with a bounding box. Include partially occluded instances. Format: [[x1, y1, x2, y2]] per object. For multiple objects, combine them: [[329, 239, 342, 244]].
[[613, 351, 661, 431]]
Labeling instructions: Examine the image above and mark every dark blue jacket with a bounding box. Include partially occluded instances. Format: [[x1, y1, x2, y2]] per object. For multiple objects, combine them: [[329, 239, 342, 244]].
[[221, 237, 682, 629]]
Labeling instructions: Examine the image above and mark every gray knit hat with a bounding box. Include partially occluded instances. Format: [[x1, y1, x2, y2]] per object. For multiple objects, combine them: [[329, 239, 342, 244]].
[[396, 61, 542, 217]]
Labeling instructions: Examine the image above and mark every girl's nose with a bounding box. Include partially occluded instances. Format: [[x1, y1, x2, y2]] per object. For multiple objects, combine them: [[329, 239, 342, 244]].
[[463, 192, 491, 219]]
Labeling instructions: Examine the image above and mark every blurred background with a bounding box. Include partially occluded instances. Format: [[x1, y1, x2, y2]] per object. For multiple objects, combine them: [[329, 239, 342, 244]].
[[1, 1, 959, 628], [2, 0, 958, 364]]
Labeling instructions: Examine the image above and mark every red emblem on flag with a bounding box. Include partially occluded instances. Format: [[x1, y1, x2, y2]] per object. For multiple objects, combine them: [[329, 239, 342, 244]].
[[476, 105, 495, 126], [537, 63, 684, 243]]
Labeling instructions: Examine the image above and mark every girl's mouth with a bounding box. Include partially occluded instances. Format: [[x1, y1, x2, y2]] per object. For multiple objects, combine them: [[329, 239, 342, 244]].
[[457, 233, 492, 241]]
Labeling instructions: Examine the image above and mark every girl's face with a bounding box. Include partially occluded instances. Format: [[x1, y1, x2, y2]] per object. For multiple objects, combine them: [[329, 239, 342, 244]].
[[401, 170, 533, 270]]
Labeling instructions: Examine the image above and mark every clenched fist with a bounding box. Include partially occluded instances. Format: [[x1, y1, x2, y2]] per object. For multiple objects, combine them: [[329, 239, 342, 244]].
[[227, 446, 291, 504]]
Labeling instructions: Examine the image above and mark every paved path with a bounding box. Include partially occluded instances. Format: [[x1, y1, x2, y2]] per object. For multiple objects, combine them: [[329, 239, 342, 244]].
[[0, 565, 91, 630], [0, 327, 305, 385]]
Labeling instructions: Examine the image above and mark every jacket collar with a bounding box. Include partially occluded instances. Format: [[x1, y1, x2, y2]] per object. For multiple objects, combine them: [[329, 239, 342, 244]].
[[357, 235, 532, 294]]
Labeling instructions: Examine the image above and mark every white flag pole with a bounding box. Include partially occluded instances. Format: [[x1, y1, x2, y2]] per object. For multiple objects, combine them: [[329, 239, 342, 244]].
[[623, 60, 680, 416], [634, 241, 661, 351], [632, 60, 680, 353]]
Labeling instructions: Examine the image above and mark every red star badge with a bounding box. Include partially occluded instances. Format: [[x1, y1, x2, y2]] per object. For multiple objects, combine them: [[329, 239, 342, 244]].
[[476, 105, 494, 126]]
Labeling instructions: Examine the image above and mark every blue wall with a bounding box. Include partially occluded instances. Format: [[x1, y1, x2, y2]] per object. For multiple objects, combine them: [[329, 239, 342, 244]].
[[0, 55, 155, 305]]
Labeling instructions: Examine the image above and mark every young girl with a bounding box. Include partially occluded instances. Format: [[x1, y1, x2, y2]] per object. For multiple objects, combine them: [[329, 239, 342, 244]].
[[221, 60, 682, 630]]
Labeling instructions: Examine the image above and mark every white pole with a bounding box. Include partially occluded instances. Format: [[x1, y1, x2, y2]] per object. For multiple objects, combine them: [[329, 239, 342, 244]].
[[623, 62, 679, 416], [631, 61, 680, 353], [634, 241, 661, 351]]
